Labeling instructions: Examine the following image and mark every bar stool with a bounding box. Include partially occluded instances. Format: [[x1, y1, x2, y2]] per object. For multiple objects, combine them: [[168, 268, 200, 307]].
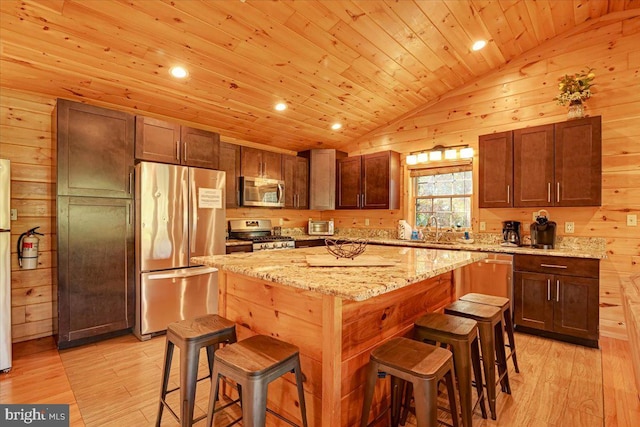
[[206, 334, 308, 427], [360, 337, 459, 427], [413, 312, 487, 427], [459, 293, 519, 373], [444, 300, 510, 420], [156, 314, 238, 427]]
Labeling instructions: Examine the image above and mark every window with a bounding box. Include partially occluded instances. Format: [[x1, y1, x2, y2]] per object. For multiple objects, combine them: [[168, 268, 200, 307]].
[[412, 167, 472, 228]]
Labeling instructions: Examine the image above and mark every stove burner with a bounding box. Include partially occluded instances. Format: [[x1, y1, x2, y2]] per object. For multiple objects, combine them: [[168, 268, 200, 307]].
[[251, 235, 294, 242]]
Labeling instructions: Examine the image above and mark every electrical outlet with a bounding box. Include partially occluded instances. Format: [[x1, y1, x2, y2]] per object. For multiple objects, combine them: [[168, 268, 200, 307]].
[[628, 214, 638, 226], [532, 211, 539, 222], [479, 221, 486, 231], [279, 218, 284, 226], [365, 218, 370, 226], [10, 209, 18, 220], [565, 222, 575, 234]]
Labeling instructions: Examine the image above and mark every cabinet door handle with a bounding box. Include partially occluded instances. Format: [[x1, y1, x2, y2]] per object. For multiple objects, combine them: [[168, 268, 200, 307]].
[[507, 185, 510, 204], [129, 171, 133, 195], [183, 144, 187, 162], [176, 141, 180, 161], [556, 280, 560, 302], [557, 182, 560, 203], [540, 263, 567, 269], [356, 193, 360, 208], [547, 183, 551, 203], [263, 161, 267, 177], [547, 279, 551, 301]]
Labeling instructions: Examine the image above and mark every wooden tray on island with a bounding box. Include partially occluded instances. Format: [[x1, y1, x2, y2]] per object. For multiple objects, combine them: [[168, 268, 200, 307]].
[[305, 255, 397, 267]]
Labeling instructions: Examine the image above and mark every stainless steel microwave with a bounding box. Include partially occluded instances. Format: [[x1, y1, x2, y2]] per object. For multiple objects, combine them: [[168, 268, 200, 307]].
[[239, 176, 285, 208], [308, 219, 334, 235]]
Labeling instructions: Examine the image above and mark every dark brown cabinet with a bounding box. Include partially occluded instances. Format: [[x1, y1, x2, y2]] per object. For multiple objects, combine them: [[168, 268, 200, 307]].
[[54, 99, 135, 348], [135, 116, 220, 169], [240, 146, 282, 179], [55, 99, 135, 198], [513, 254, 599, 347], [219, 142, 241, 208], [282, 154, 309, 209], [300, 149, 347, 210], [479, 116, 601, 208], [479, 131, 513, 208], [336, 151, 400, 210], [295, 239, 325, 248], [56, 196, 134, 348]]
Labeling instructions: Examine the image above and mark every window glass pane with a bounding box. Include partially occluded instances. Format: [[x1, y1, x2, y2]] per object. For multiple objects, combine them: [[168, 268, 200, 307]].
[[412, 169, 472, 231]]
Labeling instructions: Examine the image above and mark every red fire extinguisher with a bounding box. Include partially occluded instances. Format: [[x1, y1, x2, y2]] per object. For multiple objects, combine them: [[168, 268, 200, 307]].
[[17, 226, 43, 270]]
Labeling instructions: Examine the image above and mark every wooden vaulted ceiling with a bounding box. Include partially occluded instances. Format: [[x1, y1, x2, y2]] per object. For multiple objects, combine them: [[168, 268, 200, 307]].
[[1, 0, 638, 153]]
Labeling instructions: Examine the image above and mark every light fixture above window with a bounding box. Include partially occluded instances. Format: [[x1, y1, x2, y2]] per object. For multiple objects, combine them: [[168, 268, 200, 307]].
[[169, 66, 189, 79], [405, 144, 474, 165]]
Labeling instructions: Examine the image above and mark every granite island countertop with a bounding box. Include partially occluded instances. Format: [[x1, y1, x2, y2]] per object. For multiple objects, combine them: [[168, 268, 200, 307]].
[[193, 246, 487, 301], [280, 235, 606, 259]]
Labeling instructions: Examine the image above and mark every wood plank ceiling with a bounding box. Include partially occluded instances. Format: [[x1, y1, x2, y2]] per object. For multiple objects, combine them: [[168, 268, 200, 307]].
[[1, 0, 638, 153]]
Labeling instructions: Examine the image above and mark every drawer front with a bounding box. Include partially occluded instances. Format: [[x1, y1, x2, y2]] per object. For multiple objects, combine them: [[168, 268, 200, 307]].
[[514, 254, 599, 278], [226, 244, 253, 254]]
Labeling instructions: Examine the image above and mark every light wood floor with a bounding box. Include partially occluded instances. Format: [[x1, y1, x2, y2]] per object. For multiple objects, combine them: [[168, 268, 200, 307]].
[[1, 332, 638, 427]]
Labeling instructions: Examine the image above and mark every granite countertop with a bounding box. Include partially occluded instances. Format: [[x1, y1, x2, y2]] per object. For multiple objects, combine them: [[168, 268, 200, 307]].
[[193, 246, 487, 302]]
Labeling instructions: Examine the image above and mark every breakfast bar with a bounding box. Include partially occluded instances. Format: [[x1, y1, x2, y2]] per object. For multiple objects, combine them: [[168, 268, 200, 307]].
[[193, 245, 487, 427]]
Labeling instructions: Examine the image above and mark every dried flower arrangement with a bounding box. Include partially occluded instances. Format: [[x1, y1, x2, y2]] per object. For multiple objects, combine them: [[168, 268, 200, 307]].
[[554, 67, 595, 105]]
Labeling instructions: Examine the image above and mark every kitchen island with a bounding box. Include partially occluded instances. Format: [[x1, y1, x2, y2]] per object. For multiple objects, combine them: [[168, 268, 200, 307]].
[[193, 246, 487, 427]]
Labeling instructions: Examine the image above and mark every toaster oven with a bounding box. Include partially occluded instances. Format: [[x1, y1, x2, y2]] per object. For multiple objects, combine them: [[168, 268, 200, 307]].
[[308, 219, 334, 235]]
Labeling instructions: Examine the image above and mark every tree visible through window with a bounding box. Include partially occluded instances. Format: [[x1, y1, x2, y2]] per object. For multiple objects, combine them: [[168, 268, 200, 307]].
[[413, 170, 472, 228]]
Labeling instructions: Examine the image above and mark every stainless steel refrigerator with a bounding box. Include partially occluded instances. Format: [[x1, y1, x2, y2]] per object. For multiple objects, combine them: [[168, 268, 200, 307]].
[[0, 159, 11, 372], [134, 161, 225, 340]]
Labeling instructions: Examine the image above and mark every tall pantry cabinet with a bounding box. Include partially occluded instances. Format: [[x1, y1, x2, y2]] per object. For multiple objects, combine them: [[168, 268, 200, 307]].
[[54, 99, 135, 349]]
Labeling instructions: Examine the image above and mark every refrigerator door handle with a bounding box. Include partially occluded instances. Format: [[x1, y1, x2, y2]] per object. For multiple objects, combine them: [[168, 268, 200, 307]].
[[147, 266, 218, 280]]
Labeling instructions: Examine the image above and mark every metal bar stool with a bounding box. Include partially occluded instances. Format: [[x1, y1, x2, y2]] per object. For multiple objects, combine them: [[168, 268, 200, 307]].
[[459, 293, 520, 373], [360, 337, 460, 427], [444, 300, 511, 420], [206, 334, 308, 427], [156, 314, 238, 427], [413, 312, 488, 427]]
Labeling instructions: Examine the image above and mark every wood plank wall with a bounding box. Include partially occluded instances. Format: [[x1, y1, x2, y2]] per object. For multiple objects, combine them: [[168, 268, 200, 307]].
[[343, 13, 640, 340], [1, 11, 638, 342]]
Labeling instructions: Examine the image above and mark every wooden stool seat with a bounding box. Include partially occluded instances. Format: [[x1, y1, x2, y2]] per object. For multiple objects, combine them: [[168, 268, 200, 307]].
[[413, 313, 488, 427], [361, 337, 459, 427], [459, 293, 520, 373], [156, 314, 237, 427], [207, 335, 308, 427], [445, 300, 510, 421]]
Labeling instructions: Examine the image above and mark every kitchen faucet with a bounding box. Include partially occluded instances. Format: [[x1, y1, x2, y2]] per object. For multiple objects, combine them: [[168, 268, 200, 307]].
[[428, 215, 440, 241]]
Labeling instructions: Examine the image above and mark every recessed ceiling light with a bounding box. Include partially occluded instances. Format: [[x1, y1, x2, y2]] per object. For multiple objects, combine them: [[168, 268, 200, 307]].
[[331, 123, 342, 130], [471, 40, 487, 51], [169, 66, 188, 79], [275, 103, 287, 111]]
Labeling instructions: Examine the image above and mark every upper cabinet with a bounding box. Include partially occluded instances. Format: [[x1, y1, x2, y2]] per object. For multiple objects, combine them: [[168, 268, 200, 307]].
[[479, 116, 601, 208], [240, 146, 282, 179], [55, 99, 135, 198], [219, 142, 241, 208], [282, 154, 309, 209], [478, 131, 513, 208], [300, 149, 346, 211], [336, 151, 400, 210], [135, 116, 220, 169]]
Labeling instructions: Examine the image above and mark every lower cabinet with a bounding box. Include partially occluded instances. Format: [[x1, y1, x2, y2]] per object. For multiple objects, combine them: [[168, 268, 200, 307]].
[[56, 196, 134, 348], [294, 239, 325, 248], [513, 254, 599, 347]]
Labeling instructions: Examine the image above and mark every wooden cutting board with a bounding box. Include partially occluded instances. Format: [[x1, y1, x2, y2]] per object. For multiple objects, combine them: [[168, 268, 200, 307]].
[[305, 255, 397, 267]]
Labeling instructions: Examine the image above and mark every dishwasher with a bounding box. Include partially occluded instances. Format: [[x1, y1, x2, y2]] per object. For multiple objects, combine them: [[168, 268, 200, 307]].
[[454, 253, 514, 302]]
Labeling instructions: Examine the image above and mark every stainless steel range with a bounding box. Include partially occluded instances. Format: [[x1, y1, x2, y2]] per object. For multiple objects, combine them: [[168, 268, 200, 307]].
[[228, 219, 295, 251]]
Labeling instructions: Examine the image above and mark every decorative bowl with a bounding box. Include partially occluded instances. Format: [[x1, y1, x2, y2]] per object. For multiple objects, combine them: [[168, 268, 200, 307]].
[[324, 238, 368, 259]]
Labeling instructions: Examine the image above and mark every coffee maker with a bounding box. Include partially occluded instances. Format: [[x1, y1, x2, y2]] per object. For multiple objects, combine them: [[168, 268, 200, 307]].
[[501, 221, 522, 246], [531, 213, 557, 249]]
